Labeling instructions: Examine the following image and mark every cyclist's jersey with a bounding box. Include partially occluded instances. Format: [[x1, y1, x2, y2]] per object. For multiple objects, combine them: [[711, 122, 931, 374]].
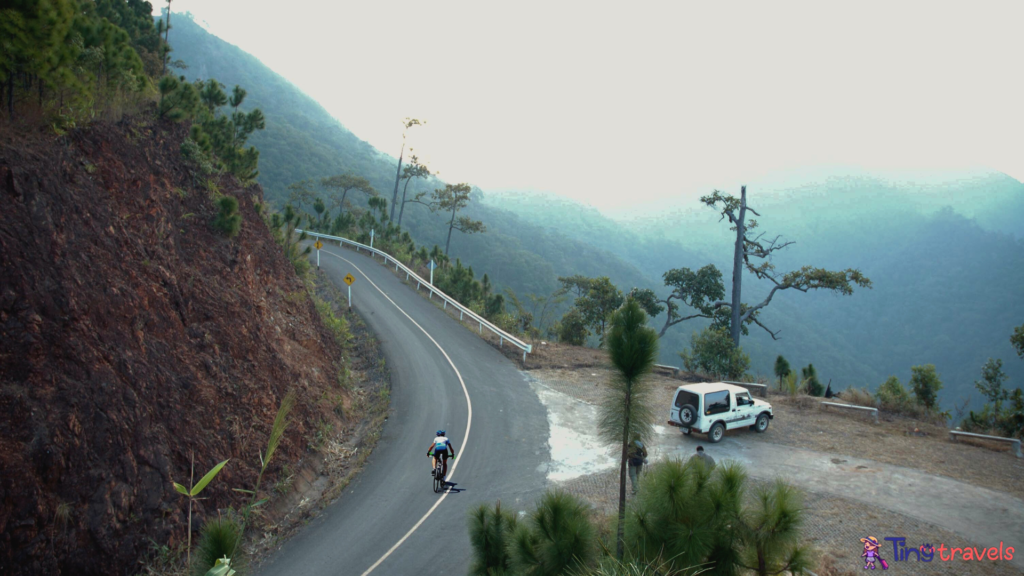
[[428, 436, 454, 457]]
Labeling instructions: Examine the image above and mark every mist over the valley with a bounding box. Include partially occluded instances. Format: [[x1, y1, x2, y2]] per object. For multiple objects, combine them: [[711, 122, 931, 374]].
[[167, 14, 1023, 411], [485, 170, 1024, 409]]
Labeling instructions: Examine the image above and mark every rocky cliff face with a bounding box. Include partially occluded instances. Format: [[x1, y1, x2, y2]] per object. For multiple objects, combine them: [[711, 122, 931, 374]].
[[0, 117, 347, 575]]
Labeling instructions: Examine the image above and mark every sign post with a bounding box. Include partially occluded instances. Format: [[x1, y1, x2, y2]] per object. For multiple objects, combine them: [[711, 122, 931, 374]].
[[343, 273, 355, 308], [314, 239, 323, 269], [429, 259, 437, 286]]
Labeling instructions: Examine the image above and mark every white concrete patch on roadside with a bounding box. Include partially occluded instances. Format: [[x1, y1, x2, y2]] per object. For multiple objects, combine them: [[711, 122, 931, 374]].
[[525, 377, 619, 481]]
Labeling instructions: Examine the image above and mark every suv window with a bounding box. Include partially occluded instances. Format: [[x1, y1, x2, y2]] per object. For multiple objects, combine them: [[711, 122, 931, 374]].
[[705, 391, 730, 415], [675, 390, 699, 408], [736, 392, 753, 406]]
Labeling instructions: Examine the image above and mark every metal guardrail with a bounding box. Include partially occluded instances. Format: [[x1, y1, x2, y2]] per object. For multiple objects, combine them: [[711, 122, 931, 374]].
[[949, 430, 1022, 458], [653, 363, 681, 373], [820, 401, 879, 424], [296, 229, 533, 361]]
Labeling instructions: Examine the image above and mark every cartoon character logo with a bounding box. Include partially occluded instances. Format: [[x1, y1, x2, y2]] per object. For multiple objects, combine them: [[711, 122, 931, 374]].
[[860, 536, 889, 570]]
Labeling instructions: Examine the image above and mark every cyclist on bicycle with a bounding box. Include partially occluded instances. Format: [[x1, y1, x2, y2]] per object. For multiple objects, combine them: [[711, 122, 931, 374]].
[[427, 430, 456, 479]]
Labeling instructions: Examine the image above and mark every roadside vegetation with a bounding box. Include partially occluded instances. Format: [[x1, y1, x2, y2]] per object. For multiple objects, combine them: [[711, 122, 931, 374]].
[[468, 460, 813, 576]]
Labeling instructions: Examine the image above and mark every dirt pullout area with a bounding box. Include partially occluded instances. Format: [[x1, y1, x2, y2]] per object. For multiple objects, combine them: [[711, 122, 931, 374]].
[[532, 368, 1024, 575], [556, 469, 1021, 576], [0, 118, 357, 575], [537, 368, 1024, 500]]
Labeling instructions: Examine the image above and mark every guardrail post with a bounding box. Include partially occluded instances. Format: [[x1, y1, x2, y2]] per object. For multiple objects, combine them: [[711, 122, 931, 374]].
[[479, 322, 482, 333], [523, 350, 527, 363], [460, 310, 463, 320], [500, 336, 503, 348], [443, 300, 447, 310]]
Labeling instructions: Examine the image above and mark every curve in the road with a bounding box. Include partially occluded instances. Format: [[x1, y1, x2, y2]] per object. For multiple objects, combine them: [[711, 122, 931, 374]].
[[322, 252, 472, 575], [256, 244, 550, 576]]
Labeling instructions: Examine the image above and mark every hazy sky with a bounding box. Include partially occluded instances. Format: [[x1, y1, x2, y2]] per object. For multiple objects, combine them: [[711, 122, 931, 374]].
[[164, 1, 1023, 212]]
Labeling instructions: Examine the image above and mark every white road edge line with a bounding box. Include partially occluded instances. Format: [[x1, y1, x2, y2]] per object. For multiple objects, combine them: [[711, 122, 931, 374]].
[[320, 249, 472, 576]]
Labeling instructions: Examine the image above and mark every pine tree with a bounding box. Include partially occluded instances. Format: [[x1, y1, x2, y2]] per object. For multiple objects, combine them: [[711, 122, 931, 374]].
[[774, 355, 791, 390]]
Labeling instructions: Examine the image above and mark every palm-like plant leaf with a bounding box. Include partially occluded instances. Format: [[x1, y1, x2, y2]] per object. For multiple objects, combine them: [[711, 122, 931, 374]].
[[191, 459, 230, 496], [264, 391, 296, 470]]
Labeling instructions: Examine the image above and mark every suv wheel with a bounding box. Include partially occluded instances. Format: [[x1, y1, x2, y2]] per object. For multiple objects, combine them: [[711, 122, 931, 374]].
[[754, 413, 770, 433], [708, 422, 725, 443], [678, 404, 697, 426]]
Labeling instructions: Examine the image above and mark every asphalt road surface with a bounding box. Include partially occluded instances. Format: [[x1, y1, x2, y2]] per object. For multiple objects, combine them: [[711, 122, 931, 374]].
[[255, 245, 550, 576]]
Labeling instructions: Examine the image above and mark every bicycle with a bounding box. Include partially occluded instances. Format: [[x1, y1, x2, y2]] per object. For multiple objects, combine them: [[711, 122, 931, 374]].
[[431, 454, 455, 493], [432, 457, 444, 493]]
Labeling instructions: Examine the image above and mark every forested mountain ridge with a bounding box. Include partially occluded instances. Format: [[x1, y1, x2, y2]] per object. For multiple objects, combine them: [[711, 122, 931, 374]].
[[166, 15, 660, 313], [167, 14, 1022, 408], [485, 181, 1024, 408]]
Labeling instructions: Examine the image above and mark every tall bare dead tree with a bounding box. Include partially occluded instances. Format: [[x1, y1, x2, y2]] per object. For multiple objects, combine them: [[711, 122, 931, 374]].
[[390, 118, 422, 222], [701, 185, 873, 346]]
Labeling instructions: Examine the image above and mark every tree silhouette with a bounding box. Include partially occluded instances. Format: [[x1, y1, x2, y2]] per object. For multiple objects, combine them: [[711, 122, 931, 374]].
[[599, 299, 658, 560], [321, 174, 376, 217], [431, 183, 485, 256], [701, 186, 872, 346], [389, 117, 423, 221]]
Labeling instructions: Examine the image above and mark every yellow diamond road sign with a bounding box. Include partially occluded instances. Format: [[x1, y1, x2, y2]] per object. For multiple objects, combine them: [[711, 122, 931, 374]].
[[314, 240, 323, 250], [344, 273, 355, 286]]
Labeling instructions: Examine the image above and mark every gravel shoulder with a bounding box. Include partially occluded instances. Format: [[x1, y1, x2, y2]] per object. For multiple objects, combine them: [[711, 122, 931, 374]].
[[534, 367, 1024, 500]]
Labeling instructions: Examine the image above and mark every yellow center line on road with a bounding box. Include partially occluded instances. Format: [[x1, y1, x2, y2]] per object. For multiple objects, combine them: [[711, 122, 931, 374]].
[[319, 248, 472, 576]]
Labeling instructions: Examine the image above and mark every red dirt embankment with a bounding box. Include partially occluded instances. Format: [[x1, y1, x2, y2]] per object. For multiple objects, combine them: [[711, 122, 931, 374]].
[[0, 118, 346, 575]]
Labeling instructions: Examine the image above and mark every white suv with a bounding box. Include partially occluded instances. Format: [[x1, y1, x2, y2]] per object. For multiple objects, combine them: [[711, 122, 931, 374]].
[[667, 382, 773, 443]]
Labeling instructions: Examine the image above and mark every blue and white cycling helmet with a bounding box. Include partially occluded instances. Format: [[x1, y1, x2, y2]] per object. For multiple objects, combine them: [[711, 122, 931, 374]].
[[436, 430, 446, 436]]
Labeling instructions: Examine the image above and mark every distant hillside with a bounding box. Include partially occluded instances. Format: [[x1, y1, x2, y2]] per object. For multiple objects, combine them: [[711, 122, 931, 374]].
[[166, 15, 1023, 408], [167, 15, 658, 318], [486, 181, 1024, 409]]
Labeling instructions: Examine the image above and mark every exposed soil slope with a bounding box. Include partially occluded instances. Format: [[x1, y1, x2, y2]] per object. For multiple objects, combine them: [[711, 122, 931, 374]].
[[0, 117, 347, 575]]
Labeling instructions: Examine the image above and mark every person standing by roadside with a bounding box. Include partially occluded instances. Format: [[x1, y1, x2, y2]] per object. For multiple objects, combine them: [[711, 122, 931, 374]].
[[627, 437, 648, 494], [692, 445, 716, 470]]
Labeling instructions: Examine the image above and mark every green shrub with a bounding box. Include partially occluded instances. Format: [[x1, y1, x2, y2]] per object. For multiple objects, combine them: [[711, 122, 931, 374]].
[[511, 491, 596, 575], [485, 293, 505, 319], [212, 196, 242, 238], [801, 364, 823, 396], [558, 308, 590, 346], [782, 372, 799, 396], [192, 516, 244, 576], [625, 459, 812, 576], [876, 376, 911, 410], [774, 355, 791, 391], [468, 500, 519, 576], [678, 326, 750, 380], [962, 359, 1024, 439], [909, 364, 942, 409], [181, 136, 218, 182], [314, 296, 350, 347]]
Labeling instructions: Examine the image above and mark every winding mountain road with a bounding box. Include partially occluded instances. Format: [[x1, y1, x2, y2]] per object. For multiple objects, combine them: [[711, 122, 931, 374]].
[[255, 246, 550, 576]]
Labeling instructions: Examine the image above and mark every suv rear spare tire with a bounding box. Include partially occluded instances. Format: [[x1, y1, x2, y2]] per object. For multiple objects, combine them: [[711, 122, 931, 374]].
[[679, 404, 697, 426]]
